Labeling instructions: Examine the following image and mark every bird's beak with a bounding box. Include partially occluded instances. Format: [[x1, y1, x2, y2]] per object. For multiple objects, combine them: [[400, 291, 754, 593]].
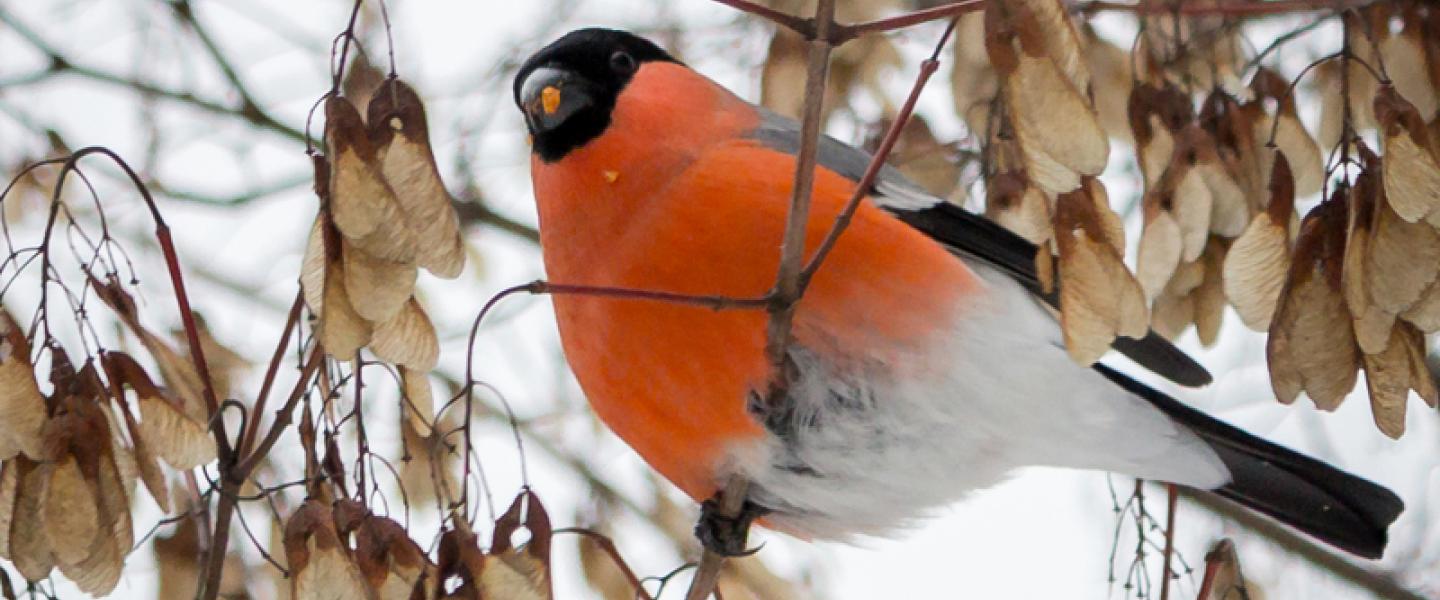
[[519, 66, 594, 133]]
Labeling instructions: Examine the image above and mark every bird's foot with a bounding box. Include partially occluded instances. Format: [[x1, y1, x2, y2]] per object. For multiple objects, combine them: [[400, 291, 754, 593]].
[[695, 495, 769, 557]]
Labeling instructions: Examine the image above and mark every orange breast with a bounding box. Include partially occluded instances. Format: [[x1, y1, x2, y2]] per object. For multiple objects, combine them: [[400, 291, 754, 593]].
[[530, 63, 978, 501]]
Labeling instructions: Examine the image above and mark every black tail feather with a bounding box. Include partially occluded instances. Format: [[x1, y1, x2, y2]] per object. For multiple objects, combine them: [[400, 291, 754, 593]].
[[1094, 365, 1404, 559]]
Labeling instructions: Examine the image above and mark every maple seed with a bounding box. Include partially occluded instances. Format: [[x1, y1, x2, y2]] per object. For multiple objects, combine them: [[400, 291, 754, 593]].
[[541, 85, 562, 115], [0, 309, 47, 460], [1054, 179, 1148, 365]]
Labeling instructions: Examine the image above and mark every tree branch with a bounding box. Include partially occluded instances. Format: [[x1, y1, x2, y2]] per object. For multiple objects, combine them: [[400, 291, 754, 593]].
[[1079, 0, 1379, 16], [451, 195, 542, 243], [1, 4, 540, 245], [709, 0, 814, 37], [686, 0, 838, 598], [834, 0, 985, 42], [0, 5, 307, 144], [166, 0, 276, 135], [200, 344, 324, 599]]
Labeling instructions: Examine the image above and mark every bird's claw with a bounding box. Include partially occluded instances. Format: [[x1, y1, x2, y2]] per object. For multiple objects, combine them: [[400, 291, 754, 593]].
[[695, 496, 769, 557]]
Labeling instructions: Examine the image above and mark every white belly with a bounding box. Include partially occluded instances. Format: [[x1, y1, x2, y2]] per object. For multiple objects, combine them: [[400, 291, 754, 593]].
[[726, 263, 1229, 540]]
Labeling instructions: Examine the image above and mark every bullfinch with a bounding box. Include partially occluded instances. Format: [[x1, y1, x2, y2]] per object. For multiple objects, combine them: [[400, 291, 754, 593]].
[[513, 28, 1402, 559]]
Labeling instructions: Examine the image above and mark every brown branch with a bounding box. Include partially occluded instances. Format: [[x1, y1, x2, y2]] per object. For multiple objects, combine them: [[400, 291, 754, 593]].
[[145, 174, 313, 207], [684, 3, 964, 598], [38, 147, 276, 600], [166, 0, 271, 129], [759, 0, 836, 384], [538, 281, 769, 311], [237, 292, 305, 458], [835, 0, 985, 42], [709, 0, 814, 37], [198, 345, 323, 600], [687, 0, 838, 598], [719, 0, 1356, 46], [54, 148, 228, 461], [799, 19, 958, 286], [1159, 484, 1177, 600], [450, 197, 542, 243], [330, 0, 366, 94], [2, 5, 536, 245], [1080, 0, 1379, 16], [198, 479, 241, 600], [684, 474, 751, 600], [0, 5, 305, 143], [234, 346, 327, 478], [1179, 488, 1425, 600]]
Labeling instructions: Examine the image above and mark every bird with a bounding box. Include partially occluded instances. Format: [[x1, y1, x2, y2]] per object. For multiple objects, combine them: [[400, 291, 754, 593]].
[[512, 27, 1402, 559]]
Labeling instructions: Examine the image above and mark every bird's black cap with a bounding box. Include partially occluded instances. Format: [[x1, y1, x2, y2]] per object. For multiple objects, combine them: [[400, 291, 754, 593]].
[[514, 28, 678, 162]]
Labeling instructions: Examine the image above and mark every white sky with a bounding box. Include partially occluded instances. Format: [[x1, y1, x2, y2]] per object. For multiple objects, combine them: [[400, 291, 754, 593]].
[[0, 1, 1437, 598]]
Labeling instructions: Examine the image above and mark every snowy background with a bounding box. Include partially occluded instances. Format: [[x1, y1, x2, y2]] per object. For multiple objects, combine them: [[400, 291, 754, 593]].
[[0, 0, 1436, 598]]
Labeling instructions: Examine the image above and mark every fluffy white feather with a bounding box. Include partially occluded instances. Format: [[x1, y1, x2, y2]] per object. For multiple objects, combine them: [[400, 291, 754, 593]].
[[727, 262, 1229, 540]]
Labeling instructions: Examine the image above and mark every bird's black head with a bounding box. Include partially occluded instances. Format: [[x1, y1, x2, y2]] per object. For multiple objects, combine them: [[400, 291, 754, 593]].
[[514, 28, 678, 162]]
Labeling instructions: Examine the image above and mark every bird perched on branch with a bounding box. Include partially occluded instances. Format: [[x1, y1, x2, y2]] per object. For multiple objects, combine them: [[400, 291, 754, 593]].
[[513, 28, 1401, 559]]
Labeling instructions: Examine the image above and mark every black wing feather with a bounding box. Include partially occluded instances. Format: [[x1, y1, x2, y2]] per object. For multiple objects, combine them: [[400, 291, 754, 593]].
[[1096, 364, 1402, 558], [747, 106, 1402, 559]]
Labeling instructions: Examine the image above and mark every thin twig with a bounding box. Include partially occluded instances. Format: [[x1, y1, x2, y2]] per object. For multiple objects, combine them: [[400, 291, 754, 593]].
[[835, 0, 984, 42], [1159, 484, 1177, 600], [538, 281, 769, 311], [799, 18, 960, 286], [237, 292, 305, 457], [1080, 0, 1378, 16], [330, 0, 366, 94], [717, 0, 1367, 43], [687, 0, 838, 598], [450, 196, 541, 243], [52, 148, 227, 460], [235, 346, 326, 476], [200, 345, 324, 600], [167, 0, 270, 126], [759, 0, 836, 395], [1241, 12, 1335, 75], [0, 6, 306, 144], [709, 0, 813, 37], [197, 479, 240, 600], [684, 474, 751, 600], [0, 4, 537, 242]]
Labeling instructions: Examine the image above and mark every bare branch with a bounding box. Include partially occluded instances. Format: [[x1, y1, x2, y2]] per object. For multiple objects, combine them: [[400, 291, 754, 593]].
[[688, 0, 839, 598], [835, 0, 984, 42], [1079, 0, 1379, 16], [709, 0, 814, 37]]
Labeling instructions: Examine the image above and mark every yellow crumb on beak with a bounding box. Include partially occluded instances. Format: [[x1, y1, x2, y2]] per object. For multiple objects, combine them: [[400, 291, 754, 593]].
[[602, 170, 619, 183], [541, 86, 562, 115]]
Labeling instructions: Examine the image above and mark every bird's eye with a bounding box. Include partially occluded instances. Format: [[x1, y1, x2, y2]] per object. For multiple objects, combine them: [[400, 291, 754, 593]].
[[609, 50, 636, 74]]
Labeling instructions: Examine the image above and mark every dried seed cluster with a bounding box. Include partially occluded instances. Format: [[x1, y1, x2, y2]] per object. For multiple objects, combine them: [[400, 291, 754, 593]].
[[0, 277, 224, 595], [281, 492, 553, 599], [929, 1, 1440, 438], [302, 78, 467, 372]]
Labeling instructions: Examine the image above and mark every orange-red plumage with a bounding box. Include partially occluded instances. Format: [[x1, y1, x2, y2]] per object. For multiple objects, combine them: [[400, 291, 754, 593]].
[[532, 63, 977, 501], [518, 29, 1403, 558]]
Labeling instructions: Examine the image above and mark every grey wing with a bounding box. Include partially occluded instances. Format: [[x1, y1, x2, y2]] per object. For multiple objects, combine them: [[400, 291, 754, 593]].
[[749, 108, 938, 211], [745, 109, 1212, 387]]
